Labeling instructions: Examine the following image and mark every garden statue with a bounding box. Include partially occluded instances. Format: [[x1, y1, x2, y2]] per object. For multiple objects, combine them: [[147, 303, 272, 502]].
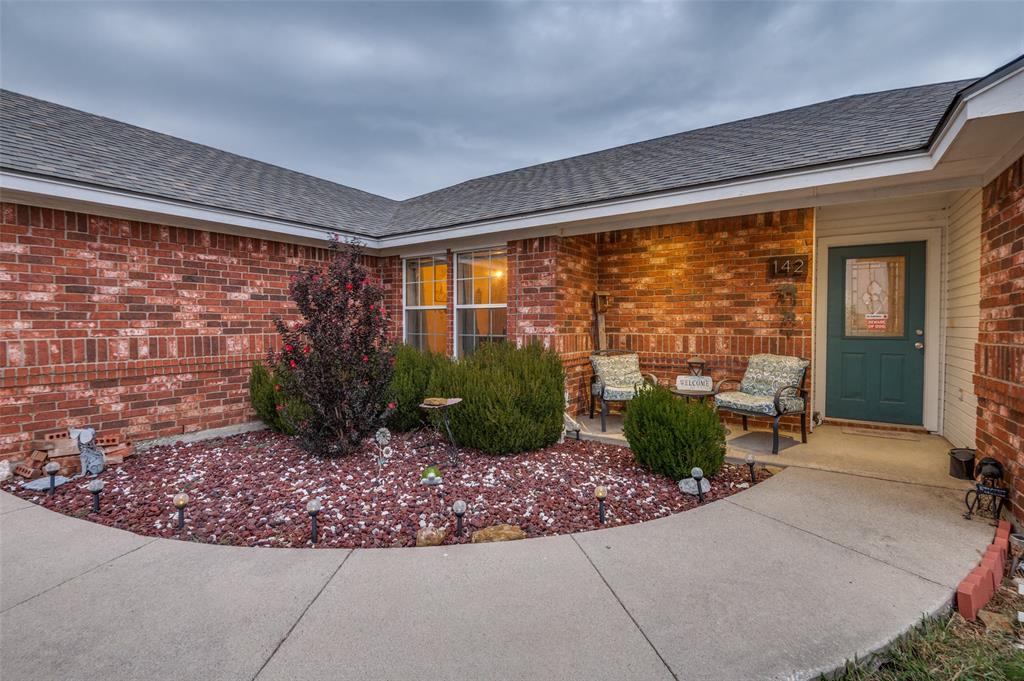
[[70, 427, 105, 476]]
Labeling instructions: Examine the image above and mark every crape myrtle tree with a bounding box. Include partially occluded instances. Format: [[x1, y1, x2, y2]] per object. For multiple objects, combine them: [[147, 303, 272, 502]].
[[272, 238, 395, 457]]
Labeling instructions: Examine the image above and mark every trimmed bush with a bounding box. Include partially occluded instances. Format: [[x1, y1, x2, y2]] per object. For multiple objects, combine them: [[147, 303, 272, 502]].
[[387, 344, 446, 432], [248, 362, 307, 436], [426, 342, 564, 455], [623, 386, 726, 479]]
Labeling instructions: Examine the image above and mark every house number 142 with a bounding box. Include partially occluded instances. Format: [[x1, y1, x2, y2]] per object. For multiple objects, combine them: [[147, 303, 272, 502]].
[[768, 256, 807, 279]]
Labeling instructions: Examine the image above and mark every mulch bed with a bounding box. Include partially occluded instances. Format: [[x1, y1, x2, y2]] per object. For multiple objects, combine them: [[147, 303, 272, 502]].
[[2, 429, 769, 549]]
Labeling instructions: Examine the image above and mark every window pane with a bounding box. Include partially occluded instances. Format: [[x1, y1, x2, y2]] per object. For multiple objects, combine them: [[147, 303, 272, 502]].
[[406, 309, 446, 352], [475, 308, 491, 335], [455, 249, 507, 356], [432, 278, 448, 305], [405, 281, 421, 307], [490, 308, 507, 336], [490, 271, 507, 304], [844, 256, 906, 337], [458, 309, 477, 336]]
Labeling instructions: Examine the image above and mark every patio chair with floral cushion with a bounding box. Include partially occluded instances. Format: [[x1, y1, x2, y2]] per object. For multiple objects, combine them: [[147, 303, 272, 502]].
[[590, 352, 658, 432], [714, 354, 810, 454]]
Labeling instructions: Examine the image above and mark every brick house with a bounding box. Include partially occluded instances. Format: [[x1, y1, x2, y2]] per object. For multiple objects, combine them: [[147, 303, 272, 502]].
[[2, 56, 1022, 519]]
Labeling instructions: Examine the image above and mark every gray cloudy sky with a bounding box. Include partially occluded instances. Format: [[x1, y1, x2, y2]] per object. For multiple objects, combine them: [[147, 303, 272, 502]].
[[2, 1, 1022, 199]]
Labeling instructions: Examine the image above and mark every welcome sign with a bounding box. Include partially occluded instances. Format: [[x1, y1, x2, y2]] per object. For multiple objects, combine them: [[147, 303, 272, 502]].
[[676, 375, 713, 392]]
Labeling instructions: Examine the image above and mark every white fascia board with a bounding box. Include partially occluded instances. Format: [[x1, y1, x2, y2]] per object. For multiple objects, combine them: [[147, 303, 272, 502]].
[[0, 171, 349, 246], [378, 151, 939, 248]]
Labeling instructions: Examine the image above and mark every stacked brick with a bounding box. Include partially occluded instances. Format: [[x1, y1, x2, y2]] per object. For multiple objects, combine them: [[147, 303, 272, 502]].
[[976, 155, 1024, 521], [14, 431, 133, 479], [956, 520, 1014, 621]]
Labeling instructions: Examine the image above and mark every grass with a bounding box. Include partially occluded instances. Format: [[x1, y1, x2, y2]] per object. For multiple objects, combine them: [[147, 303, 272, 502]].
[[828, 582, 1024, 680]]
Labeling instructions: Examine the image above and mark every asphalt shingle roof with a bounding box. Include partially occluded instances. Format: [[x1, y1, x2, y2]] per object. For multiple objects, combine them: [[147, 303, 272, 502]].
[[0, 90, 399, 237], [0, 78, 977, 238]]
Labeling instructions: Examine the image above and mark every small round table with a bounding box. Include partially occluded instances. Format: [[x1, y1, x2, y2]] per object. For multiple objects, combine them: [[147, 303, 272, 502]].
[[669, 387, 717, 405], [419, 397, 462, 466]]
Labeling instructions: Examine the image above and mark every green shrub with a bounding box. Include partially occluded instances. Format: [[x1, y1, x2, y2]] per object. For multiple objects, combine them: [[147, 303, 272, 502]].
[[387, 345, 446, 432], [426, 342, 565, 455], [248, 362, 308, 436], [623, 386, 726, 479]]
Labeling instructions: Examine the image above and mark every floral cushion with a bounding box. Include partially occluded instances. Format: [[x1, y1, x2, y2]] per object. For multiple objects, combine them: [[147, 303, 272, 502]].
[[715, 391, 804, 416], [602, 385, 641, 401], [592, 353, 648, 402], [739, 354, 809, 397]]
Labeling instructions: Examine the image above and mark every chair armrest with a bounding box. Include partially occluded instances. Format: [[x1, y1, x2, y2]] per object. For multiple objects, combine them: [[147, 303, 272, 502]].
[[714, 377, 742, 393], [773, 385, 804, 414], [641, 373, 658, 386]]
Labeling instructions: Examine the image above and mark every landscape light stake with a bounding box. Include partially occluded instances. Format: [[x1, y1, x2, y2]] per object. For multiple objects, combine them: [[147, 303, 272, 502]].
[[173, 493, 189, 529], [452, 499, 467, 536], [745, 454, 756, 485], [307, 498, 322, 544], [691, 467, 705, 504], [44, 461, 60, 496], [87, 478, 104, 513], [595, 485, 608, 524]]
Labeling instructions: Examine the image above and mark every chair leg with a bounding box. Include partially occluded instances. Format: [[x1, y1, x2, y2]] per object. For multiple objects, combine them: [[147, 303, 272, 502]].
[[742, 415, 748, 431], [601, 399, 608, 432], [800, 413, 807, 443], [772, 415, 781, 454], [589, 393, 595, 420]]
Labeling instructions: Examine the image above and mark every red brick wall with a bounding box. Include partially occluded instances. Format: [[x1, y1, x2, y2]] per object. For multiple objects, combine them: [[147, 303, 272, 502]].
[[976, 156, 1024, 520], [595, 209, 815, 423], [555, 235, 598, 413], [506, 235, 598, 412], [0, 203, 398, 460]]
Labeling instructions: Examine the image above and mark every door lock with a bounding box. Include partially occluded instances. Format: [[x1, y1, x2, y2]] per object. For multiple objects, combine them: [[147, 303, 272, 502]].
[[914, 341, 924, 350], [915, 329, 924, 336]]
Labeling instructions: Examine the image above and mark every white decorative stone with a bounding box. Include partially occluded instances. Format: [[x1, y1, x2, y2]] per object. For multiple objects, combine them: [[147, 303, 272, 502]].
[[678, 477, 710, 495], [0, 459, 10, 482]]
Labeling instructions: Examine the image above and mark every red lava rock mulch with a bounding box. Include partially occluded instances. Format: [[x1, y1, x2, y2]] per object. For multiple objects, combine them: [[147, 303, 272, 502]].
[[3, 429, 769, 549]]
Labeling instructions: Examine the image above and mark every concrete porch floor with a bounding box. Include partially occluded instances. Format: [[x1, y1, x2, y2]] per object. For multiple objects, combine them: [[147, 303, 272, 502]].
[[578, 415, 970, 491]]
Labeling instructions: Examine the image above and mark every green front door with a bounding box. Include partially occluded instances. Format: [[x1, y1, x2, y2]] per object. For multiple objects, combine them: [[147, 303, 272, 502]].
[[826, 242, 926, 425]]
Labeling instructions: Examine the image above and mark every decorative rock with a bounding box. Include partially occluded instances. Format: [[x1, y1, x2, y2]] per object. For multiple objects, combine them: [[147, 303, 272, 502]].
[[0, 460, 10, 482], [471, 524, 527, 543], [678, 477, 711, 496], [268, 513, 289, 527], [415, 526, 446, 547]]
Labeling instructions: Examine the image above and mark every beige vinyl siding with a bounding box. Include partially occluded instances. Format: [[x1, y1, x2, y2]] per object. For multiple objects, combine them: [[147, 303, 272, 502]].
[[813, 193, 952, 432], [815, 194, 950, 239], [942, 189, 981, 448]]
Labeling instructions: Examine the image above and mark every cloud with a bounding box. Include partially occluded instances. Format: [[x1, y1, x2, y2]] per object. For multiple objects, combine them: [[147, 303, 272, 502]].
[[1, 1, 1022, 199]]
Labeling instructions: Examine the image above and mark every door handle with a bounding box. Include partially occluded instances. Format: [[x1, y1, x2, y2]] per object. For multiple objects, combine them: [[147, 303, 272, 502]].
[[914, 341, 924, 350]]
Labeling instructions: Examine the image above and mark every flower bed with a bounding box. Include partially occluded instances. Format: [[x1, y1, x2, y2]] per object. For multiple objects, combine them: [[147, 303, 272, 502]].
[[2, 430, 768, 548]]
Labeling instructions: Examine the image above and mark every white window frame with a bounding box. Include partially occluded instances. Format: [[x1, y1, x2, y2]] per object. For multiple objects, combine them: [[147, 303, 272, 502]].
[[402, 254, 448, 354], [454, 247, 508, 357]]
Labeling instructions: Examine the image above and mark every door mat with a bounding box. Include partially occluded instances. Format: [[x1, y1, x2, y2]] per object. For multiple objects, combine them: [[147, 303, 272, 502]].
[[728, 431, 800, 454], [841, 427, 919, 441]]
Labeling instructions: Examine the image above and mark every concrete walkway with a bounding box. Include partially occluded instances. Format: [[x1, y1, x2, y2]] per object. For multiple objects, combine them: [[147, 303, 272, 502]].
[[0, 468, 993, 681]]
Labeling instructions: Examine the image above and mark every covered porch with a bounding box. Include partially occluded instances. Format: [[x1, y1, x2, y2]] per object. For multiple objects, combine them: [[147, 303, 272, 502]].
[[577, 414, 970, 491]]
